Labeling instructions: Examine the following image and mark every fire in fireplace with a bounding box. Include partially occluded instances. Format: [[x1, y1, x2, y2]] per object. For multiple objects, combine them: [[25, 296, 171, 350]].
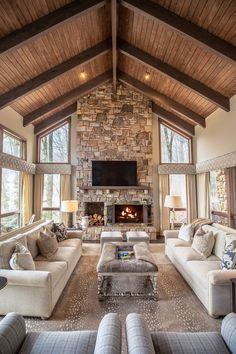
[[115, 204, 143, 223]]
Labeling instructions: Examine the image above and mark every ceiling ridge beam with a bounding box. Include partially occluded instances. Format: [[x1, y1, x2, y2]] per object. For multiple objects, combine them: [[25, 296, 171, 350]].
[[119, 39, 230, 111], [111, 0, 118, 92], [121, 0, 236, 64], [0, 0, 106, 56], [118, 70, 205, 127], [34, 103, 77, 135], [23, 70, 112, 126], [152, 103, 194, 136], [0, 39, 111, 110]]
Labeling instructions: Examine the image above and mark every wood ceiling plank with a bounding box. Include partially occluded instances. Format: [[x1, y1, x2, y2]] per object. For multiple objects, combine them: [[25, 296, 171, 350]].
[[119, 40, 229, 110], [0, 39, 111, 109], [111, 0, 117, 91], [23, 70, 112, 126], [0, 0, 106, 56], [34, 102, 77, 135], [118, 70, 206, 127], [121, 0, 236, 64]]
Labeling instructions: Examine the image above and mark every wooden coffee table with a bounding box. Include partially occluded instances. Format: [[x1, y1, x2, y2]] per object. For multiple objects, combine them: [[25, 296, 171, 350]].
[[97, 243, 158, 300]]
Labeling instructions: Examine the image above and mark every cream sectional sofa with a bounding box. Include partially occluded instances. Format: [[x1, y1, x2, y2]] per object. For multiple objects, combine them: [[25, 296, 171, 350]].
[[164, 223, 236, 317], [0, 220, 82, 318]]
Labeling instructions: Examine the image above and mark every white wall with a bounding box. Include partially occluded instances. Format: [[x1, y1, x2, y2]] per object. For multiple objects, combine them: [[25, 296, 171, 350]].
[[0, 106, 35, 163], [194, 95, 236, 163]]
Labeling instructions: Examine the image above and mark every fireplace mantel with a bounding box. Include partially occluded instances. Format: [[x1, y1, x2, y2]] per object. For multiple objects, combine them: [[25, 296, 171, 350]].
[[80, 186, 150, 190]]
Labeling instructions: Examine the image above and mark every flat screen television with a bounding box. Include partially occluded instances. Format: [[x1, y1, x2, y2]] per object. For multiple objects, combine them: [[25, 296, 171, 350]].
[[92, 161, 137, 186]]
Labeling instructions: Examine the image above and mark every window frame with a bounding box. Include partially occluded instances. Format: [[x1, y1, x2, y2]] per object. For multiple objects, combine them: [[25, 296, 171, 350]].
[[42, 174, 61, 222], [37, 119, 71, 164], [0, 125, 27, 160], [159, 120, 193, 165]]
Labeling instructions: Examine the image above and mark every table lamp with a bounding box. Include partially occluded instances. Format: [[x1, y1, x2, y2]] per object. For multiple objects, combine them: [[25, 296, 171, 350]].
[[164, 195, 183, 230], [61, 200, 78, 228]]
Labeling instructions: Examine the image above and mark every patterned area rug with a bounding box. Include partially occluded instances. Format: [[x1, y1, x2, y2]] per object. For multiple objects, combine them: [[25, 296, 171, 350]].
[[25, 245, 221, 352]]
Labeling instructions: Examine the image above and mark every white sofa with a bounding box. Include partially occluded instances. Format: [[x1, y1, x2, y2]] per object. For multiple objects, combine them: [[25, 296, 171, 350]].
[[0, 220, 82, 319], [164, 223, 236, 317]]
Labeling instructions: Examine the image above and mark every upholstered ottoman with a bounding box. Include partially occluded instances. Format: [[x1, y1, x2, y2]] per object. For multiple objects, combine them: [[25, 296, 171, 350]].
[[100, 231, 123, 251], [126, 231, 150, 245]]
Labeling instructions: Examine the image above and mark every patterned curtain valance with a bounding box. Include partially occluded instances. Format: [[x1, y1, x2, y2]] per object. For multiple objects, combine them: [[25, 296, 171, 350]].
[[36, 164, 72, 174], [158, 164, 196, 175], [0, 152, 35, 174], [196, 151, 236, 173]]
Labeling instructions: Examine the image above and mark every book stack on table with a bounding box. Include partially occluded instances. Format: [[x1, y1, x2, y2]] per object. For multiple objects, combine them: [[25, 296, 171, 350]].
[[117, 250, 134, 260]]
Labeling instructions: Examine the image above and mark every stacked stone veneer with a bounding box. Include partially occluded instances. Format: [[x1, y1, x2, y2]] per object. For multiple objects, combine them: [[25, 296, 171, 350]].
[[76, 83, 153, 230]]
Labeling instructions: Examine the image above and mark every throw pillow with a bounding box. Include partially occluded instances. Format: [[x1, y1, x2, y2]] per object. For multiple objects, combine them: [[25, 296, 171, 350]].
[[37, 231, 58, 258], [51, 222, 67, 242], [221, 235, 236, 270], [9, 242, 35, 270], [192, 227, 215, 258], [178, 224, 193, 242], [0, 235, 27, 269]]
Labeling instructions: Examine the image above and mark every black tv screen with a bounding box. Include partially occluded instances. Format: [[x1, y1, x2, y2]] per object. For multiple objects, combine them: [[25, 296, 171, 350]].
[[92, 161, 137, 186]]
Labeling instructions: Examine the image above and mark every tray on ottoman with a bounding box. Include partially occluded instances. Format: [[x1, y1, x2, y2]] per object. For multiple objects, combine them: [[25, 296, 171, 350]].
[[96, 242, 158, 300]]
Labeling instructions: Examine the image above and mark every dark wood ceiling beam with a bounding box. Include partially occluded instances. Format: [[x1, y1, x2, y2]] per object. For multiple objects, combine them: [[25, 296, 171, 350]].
[[119, 40, 230, 111], [118, 71, 205, 127], [0, 39, 111, 110], [34, 103, 77, 135], [23, 70, 112, 126], [121, 0, 236, 64], [0, 0, 106, 56], [111, 0, 118, 92], [153, 103, 194, 136]]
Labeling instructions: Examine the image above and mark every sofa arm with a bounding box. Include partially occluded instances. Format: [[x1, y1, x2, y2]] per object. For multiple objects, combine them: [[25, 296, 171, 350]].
[[163, 230, 179, 242], [0, 312, 26, 354], [67, 230, 83, 240], [0, 269, 51, 287], [126, 313, 155, 354], [94, 313, 121, 354], [221, 313, 236, 354], [208, 270, 236, 285]]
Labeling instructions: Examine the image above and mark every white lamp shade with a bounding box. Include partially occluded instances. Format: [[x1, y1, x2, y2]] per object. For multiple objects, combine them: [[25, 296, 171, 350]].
[[61, 200, 78, 213], [164, 195, 183, 209]]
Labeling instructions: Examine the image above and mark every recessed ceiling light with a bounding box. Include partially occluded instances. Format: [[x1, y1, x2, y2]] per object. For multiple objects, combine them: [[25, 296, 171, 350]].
[[80, 71, 86, 79], [144, 71, 150, 80]]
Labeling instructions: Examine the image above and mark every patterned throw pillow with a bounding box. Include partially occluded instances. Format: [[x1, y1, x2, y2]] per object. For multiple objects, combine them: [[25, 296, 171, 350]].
[[37, 231, 58, 258], [51, 223, 67, 242], [9, 242, 35, 270], [192, 227, 215, 258], [178, 224, 193, 242], [221, 235, 236, 270]]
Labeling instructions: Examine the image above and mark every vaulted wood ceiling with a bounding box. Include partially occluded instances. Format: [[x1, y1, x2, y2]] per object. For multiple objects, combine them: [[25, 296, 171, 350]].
[[0, 0, 235, 135]]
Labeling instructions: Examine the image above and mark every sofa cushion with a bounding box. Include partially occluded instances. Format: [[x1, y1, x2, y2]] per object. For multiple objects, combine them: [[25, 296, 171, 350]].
[[151, 331, 230, 354], [9, 242, 35, 270], [19, 331, 97, 354], [202, 225, 227, 259], [173, 247, 204, 266], [37, 231, 58, 258], [166, 238, 191, 249], [34, 261, 67, 288], [178, 224, 193, 242], [187, 261, 221, 288], [35, 246, 78, 266], [0, 235, 27, 269], [192, 228, 215, 258], [58, 238, 81, 248]]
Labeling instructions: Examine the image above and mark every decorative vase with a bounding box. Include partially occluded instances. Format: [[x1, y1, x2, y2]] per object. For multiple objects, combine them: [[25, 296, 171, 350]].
[[81, 216, 89, 229]]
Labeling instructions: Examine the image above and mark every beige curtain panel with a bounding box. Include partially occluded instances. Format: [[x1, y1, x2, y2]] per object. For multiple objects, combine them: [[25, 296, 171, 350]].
[[22, 173, 33, 225], [34, 174, 44, 221], [60, 174, 72, 226], [187, 174, 197, 223], [197, 172, 210, 219], [159, 174, 169, 234]]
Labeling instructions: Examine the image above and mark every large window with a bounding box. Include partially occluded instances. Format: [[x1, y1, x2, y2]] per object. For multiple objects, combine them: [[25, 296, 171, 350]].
[[42, 174, 61, 222], [160, 123, 191, 163], [38, 121, 70, 163], [2, 128, 26, 159], [0, 168, 21, 233], [169, 174, 187, 225]]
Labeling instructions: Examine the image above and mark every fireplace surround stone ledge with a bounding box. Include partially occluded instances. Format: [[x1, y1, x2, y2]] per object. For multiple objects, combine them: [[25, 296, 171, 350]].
[[82, 225, 157, 241]]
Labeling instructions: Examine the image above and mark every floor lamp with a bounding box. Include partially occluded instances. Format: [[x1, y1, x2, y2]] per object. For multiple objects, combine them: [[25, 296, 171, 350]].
[[61, 200, 78, 228], [164, 195, 183, 230]]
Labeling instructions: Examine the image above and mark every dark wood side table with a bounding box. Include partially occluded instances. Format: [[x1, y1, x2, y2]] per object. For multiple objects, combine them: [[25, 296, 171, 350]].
[[231, 278, 236, 312], [0, 276, 7, 290]]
